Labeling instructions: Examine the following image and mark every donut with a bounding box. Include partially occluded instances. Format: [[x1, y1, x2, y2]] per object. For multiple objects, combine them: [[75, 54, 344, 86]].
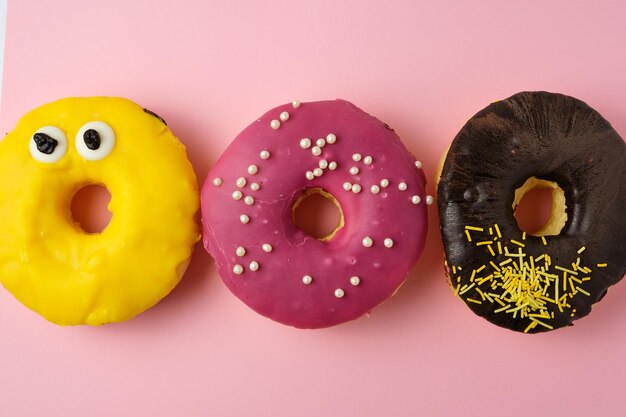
[[201, 99, 430, 328], [0, 97, 200, 325], [437, 91, 626, 333]]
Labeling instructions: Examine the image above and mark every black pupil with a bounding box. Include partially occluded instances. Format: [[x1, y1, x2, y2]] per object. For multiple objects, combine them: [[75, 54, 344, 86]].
[[33, 133, 58, 155], [83, 129, 101, 150]]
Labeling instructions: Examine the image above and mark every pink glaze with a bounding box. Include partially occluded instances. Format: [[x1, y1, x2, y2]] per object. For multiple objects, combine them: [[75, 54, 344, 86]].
[[201, 100, 428, 328]]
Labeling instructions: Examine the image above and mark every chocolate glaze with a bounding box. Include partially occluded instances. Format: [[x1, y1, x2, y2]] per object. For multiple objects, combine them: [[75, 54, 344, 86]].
[[437, 91, 626, 333]]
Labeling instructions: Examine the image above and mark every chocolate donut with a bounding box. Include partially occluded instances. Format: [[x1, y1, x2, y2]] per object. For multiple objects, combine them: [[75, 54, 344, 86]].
[[201, 100, 429, 328], [437, 91, 626, 333]]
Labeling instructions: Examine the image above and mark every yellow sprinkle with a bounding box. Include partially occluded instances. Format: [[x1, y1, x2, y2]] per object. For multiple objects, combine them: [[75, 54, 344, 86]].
[[460, 283, 476, 295], [510, 239, 525, 248], [452, 265, 457, 275], [489, 227, 493, 236], [466, 298, 482, 304], [541, 236, 547, 246], [555, 265, 578, 276], [488, 245, 495, 257], [465, 226, 484, 232], [597, 263, 607, 268], [577, 246, 586, 254], [524, 322, 537, 333], [490, 261, 501, 272], [494, 224, 502, 238], [522, 232, 527, 240], [494, 304, 511, 313], [497, 241, 502, 255], [454, 284, 460, 296], [476, 265, 486, 273], [581, 277, 591, 282], [530, 317, 554, 330], [476, 288, 486, 301], [465, 230, 472, 242], [493, 297, 505, 306], [476, 241, 493, 246], [576, 287, 590, 296]]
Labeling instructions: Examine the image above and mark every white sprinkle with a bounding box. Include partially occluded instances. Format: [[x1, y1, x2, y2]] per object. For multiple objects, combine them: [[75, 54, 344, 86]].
[[248, 164, 258, 175], [311, 146, 322, 156], [302, 275, 313, 285], [415, 160, 423, 169], [236, 177, 247, 188], [270, 119, 280, 129], [262, 243, 273, 253], [384, 238, 394, 248], [370, 185, 380, 194], [349, 166, 360, 175], [213, 177, 223, 186], [328, 161, 337, 170], [240, 214, 250, 224], [334, 288, 345, 298], [260, 150, 270, 160], [326, 133, 337, 144], [313, 168, 323, 177], [343, 182, 352, 191], [236, 246, 246, 257], [292, 100, 301, 108], [350, 276, 360, 286], [411, 195, 421, 204], [398, 182, 407, 191], [250, 182, 260, 191], [300, 138, 311, 149], [244, 196, 255, 205], [352, 153, 362, 162], [363, 156, 373, 165], [351, 184, 362, 193], [362, 236, 373, 247], [249, 261, 259, 272], [305, 171, 315, 180], [319, 159, 328, 169], [426, 195, 434, 205], [280, 111, 289, 122], [232, 190, 243, 200], [316, 138, 326, 148], [380, 179, 389, 188], [233, 264, 244, 275]]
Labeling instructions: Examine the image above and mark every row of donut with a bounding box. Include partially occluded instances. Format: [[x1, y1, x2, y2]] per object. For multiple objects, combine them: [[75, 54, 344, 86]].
[[0, 92, 624, 333]]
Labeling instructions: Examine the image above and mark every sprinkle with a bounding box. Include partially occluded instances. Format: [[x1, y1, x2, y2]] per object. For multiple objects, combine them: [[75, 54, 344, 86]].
[[465, 230, 472, 242], [236, 247, 246, 257], [247, 165, 258, 175], [270, 120, 280, 129], [411, 195, 421, 204], [371, 185, 380, 194], [343, 182, 352, 191], [529, 317, 554, 330], [279, 111, 289, 122], [494, 224, 502, 238], [541, 236, 547, 246], [328, 161, 337, 170], [292, 100, 300, 108], [597, 263, 607, 267], [262, 243, 273, 253], [363, 156, 373, 165], [244, 196, 254, 205], [384, 238, 394, 248], [398, 182, 407, 191], [305, 171, 315, 180], [300, 138, 311, 149], [232, 191, 243, 200], [316, 138, 326, 147], [476, 241, 493, 246], [239, 214, 250, 224], [249, 261, 259, 272], [302, 275, 312, 285], [311, 146, 322, 156], [576, 287, 590, 296], [326, 133, 337, 144], [487, 245, 495, 257], [352, 153, 362, 162], [233, 264, 244, 275], [415, 160, 423, 169], [350, 276, 360, 286], [362, 236, 373, 247], [260, 150, 270, 160], [466, 298, 482, 304], [313, 168, 323, 177], [380, 179, 389, 188], [522, 232, 527, 240], [350, 166, 360, 175], [213, 177, 223, 186], [510, 239, 525, 248], [250, 182, 260, 191], [334, 289, 345, 298], [319, 159, 328, 169], [236, 177, 247, 188], [351, 184, 362, 193], [426, 195, 434, 205], [465, 226, 484, 232]]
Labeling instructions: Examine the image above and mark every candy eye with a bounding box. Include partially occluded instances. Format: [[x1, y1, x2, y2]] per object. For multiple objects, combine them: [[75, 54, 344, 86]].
[[29, 126, 68, 163], [75, 121, 116, 161]]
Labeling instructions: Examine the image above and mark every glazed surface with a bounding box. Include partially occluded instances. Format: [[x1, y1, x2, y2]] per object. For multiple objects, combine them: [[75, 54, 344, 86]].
[[437, 91, 626, 333], [201, 100, 428, 328], [0, 97, 200, 325]]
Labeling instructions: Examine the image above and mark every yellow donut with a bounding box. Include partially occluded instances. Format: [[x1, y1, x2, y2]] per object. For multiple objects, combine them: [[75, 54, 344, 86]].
[[0, 97, 200, 325]]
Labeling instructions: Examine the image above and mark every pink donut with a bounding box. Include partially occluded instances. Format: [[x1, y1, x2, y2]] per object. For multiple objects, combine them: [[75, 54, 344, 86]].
[[201, 100, 428, 328]]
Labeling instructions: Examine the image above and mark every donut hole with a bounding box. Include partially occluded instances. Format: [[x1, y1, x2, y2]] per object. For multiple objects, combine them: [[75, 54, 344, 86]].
[[292, 188, 344, 240], [513, 177, 567, 236], [70, 184, 112, 234]]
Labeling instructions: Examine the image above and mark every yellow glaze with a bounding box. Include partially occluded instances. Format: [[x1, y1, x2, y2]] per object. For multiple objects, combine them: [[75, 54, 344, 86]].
[[0, 97, 200, 325]]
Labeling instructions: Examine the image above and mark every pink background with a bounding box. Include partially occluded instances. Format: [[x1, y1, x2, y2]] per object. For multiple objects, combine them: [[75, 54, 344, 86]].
[[1, 1, 625, 416]]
